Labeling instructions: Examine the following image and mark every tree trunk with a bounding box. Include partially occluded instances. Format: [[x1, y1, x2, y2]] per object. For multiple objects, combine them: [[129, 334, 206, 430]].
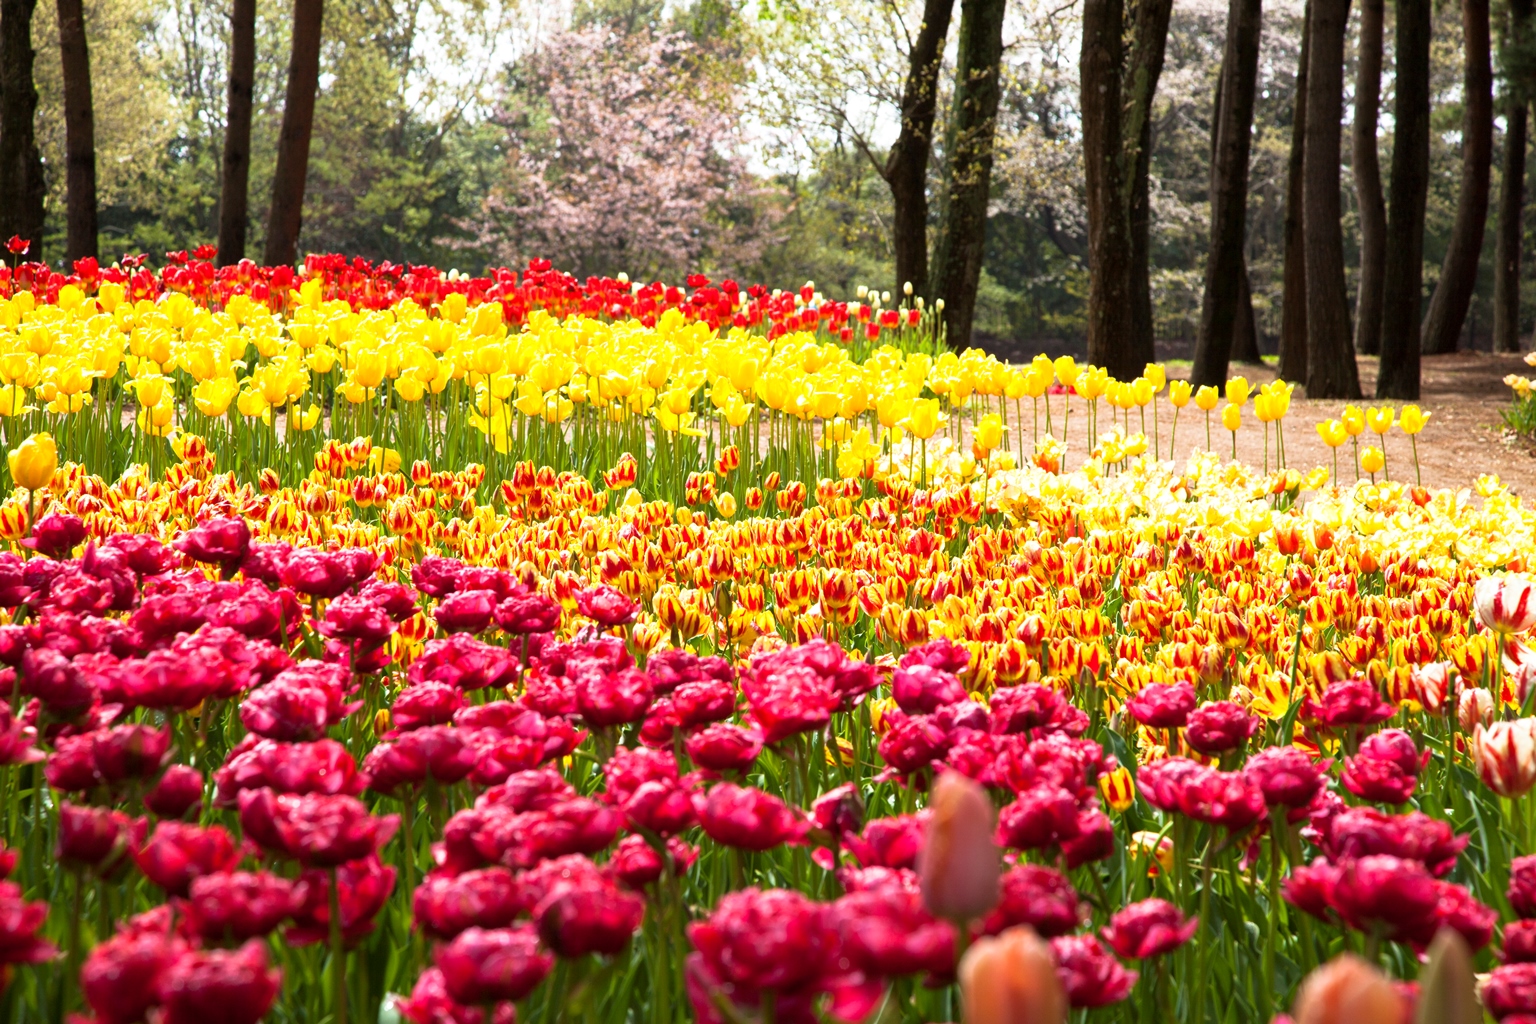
[[1081, 0, 1138, 377], [1125, 0, 1175, 366], [1352, 0, 1386, 355], [1378, 0, 1431, 397], [263, 0, 325, 267], [928, 0, 1006, 349], [1494, 0, 1533, 353], [884, 0, 956, 300], [1234, 255, 1264, 360], [217, 0, 257, 267], [0, 0, 47, 248], [1303, 0, 1361, 397], [1190, 0, 1263, 386], [55, 0, 97, 262], [1277, 0, 1311, 382], [1421, 0, 1493, 354], [1495, 103, 1528, 352]]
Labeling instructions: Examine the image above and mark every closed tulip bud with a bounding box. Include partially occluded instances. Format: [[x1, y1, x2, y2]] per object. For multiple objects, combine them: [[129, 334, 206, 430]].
[[1414, 929, 1480, 1024], [7, 432, 55, 491], [1473, 719, 1536, 797], [920, 771, 1000, 922], [1292, 953, 1405, 1024], [1458, 687, 1494, 732], [959, 926, 1068, 1024]]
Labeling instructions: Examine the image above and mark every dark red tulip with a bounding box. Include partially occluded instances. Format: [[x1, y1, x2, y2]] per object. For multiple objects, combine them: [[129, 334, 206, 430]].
[[608, 834, 695, 889], [698, 783, 805, 851], [133, 821, 241, 897], [989, 684, 1069, 734], [1327, 854, 1440, 942], [237, 789, 399, 866], [685, 723, 763, 772], [0, 701, 41, 767], [671, 678, 736, 727], [743, 665, 840, 743], [1483, 963, 1536, 1019], [1321, 807, 1468, 877], [1513, 856, 1536, 918], [843, 814, 927, 870], [1184, 701, 1260, 755], [1124, 682, 1197, 729], [686, 888, 835, 996], [318, 593, 397, 645], [287, 854, 397, 946], [1243, 746, 1328, 808], [57, 802, 136, 872], [1100, 898, 1199, 959], [1300, 679, 1396, 728], [495, 592, 560, 635], [811, 783, 864, 838], [357, 580, 419, 621], [1340, 755, 1419, 804], [183, 871, 300, 942], [892, 663, 967, 715], [155, 940, 282, 1024], [240, 664, 356, 741], [174, 517, 251, 574], [830, 881, 955, 978], [534, 874, 644, 956], [391, 681, 466, 731], [996, 785, 1081, 851], [29, 513, 87, 558], [1050, 935, 1138, 1008], [81, 927, 187, 1024], [279, 549, 358, 601], [0, 880, 56, 966], [413, 867, 526, 940], [1507, 920, 1536, 963], [575, 667, 654, 727], [878, 714, 951, 775], [399, 967, 515, 1024], [411, 634, 519, 691], [144, 765, 205, 819], [980, 864, 1083, 938], [363, 726, 476, 794], [411, 556, 465, 599], [21, 646, 95, 714], [576, 586, 637, 628], [435, 590, 498, 634], [435, 925, 553, 1004], [215, 737, 364, 804], [1138, 757, 1265, 830]]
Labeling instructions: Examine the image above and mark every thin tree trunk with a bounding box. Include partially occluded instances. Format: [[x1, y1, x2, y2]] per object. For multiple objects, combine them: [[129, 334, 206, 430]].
[[1234, 255, 1264, 360], [885, 0, 956, 299], [1352, 0, 1386, 355], [0, 0, 46, 248], [1278, 0, 1311, 382], [1125, 0, 1175, 367], [1494, 0, 1532, 352], [1303, 0, 1361, 397], [55, 0, 97, 261], [1081, 0, 1139, 377], [1421, 0, 1493, 354], [1495, 103, 1527, 352], [1378, 0, 1431, 396], [217, 0, 257, 267], [928, 0, 1006, 350], [263, 0, 325, 267], [1191, 0, 1263, 386]]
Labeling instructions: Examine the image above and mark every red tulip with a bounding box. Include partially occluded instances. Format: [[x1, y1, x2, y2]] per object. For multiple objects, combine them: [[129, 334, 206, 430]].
[[1243, 746, 1328, 808], [287, 854, 397, 946], [743, 664, 840, 743], [830, 883, 955, 978], [134, 821, 241, 897], [414, 867, 526, 939], [576, 586, 637, 627], [215, 737, 365, 803], [174, 517, 251, 574], [892, 663, 967, 714], [57, 802, 136, 872], [495, 592, 561, 635], [0, 880, 56, 966], [155, 940, 282, 1024], [81, 928, 188, 1024], [608, 834, 695, 889], [144, 765, 205, 819], [981, 864, 1083, 938], [240, 664, 357, 741], [1301, 680, 1396, 728], [1507, 920, 1536, 963], [1124, 682, 1197, 729], [1184, 701, 1260, 755], [363, 726, 477, 794], [237, 789, 398, 866], [685, 722, 763, 772], [686, 888, 836, 997], [1481, 963, 1536, 1018], [411, 634, 520, 691], [534, 874, 645, 956], [996, 786, 1082, 851], [575, 667, 654, 727], [844, 814, 927, 870], [698, 783, 806, 851], [1100, 898, 1198, 959], [990, 684, 1069, 735], [1327, 855, 1440, 942], [1050, 934, 1138, 1008], [391, 681, 466, 731], [183, 871, 300, 942], [435, 926, 554, 1004], [435, 590, 498, 634], [1511, 855, 1536, 917], [672, 678, 736, 727], [398, 967, 515, 1024], [1321, 808, 1468, 877], [318, 593, 397, 645]]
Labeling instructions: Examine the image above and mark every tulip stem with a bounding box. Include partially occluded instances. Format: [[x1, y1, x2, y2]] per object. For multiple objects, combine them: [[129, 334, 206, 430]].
[[330, 865, 348, 1024]]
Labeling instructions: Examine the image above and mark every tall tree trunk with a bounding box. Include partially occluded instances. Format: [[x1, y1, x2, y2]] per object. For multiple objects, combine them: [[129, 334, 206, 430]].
[[928, 0, 1006, 349], [263, 0, 325, 267], [0, 0, 47, 248], [1303, 0, 1361, 397], [1378, 0, 1431, 396], [1081, 0, 1138, 377], [1494, 0, 1533, 353], [1278, 0, 1311, 382], [55, 0, 97, 261], [1352, 0, 1386, 355], [1495, 102, 1528, 352], [1124, 0, 1175, 367], [1421, 0, 1493, 354], [217, 0, 257, 267], [1234, 255, 1263, 360], [884, 0, 956, 299], [1191, 0, 1263, 386]]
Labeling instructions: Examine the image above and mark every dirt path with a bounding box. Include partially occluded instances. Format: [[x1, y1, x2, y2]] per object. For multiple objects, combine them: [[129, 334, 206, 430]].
[[997, 352, 1536, 496]]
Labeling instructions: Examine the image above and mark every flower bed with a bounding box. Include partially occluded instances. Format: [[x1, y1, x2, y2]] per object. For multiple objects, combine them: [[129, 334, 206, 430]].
[[0, 253, 1529, 1024]]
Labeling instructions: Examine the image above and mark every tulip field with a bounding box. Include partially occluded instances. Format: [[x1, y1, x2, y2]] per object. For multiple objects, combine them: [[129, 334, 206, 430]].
[[1, 249, 1535, 1024]]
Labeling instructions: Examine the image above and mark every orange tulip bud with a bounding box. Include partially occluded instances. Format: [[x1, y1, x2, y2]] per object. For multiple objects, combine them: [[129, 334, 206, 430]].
[[919, 771, 999, 922], [1292, 954, 1405, 1024], [959, 926, 1068, 1024]]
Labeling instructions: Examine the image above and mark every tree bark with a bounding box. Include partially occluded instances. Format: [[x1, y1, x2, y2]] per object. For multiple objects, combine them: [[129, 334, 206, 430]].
[[1421, 0, 1493, 354], [0, 0, 46, 249], [1277, 0, 1311, 382], [1352, 0, 1386, 355], [928, 0, 1006, 349], [1081, 0, 1138, 377], [1125, 0, 1175, 367], [217, 0, 257, 267], [1303, 0, 1361, 397], [1191, 0, 1263, 386], [55, 0, 97, 261], [1234, 255, 1264, 360], [1494, 0, 1533, 353], [884, 0, 956, 299], [1378, 0, 1431, 396], [263, 0, 326, 267]]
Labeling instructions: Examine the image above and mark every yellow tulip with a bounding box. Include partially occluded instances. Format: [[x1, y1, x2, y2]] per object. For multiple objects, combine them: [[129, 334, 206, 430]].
[[1365, 406, 1396, 435], [1221, 404, 1241, 432], [1225, 376, 1249, 406], [192, 377, 237, 417], [1400, 405, 1431, 435], [8, 432, 56, 491], [1194, 385, 1220, 411], [975, 413, 1003, 453], [1168, 380, 1193, 408], [1142, 363, 1166, 391], [1360, 446, 1385, 474], [1052, 355, 1078, 387], [1316, 419, 1347, 448], [1341, 405, 1366, 437], [905, 398, 942, 440]]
